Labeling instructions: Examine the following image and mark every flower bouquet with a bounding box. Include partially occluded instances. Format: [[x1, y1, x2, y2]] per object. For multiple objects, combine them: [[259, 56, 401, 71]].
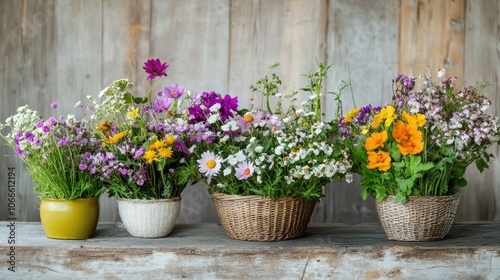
[[183, 62, 353, 241], [338, 70, 500, 240], [82, 58, 219, 238], [0, 105, 104, 239]]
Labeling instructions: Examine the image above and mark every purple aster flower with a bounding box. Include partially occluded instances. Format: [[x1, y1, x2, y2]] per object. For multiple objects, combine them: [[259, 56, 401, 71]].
[[159, 84, 185, 99], [50, 102, 57, 109], [79, 163, 87, 171], [152, 96, 173, 113], [143, 58, 169, 80]]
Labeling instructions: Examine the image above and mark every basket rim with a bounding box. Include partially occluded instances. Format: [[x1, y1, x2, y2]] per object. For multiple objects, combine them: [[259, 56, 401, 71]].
[[380, 193, 460, 202], [210, 192, 313, 203], [116, 197, 181, 203]]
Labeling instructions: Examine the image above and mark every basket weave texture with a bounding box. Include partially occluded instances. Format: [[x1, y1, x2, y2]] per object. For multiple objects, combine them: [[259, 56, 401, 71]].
[[117, 197, 181, 238], [375, 194, 460, 241], [211, 193, 316, 241]]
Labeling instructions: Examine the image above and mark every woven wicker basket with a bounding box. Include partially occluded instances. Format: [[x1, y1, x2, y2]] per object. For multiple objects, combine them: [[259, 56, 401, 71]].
[[375, 194, 460, 241], [211, 193, 317, 241]]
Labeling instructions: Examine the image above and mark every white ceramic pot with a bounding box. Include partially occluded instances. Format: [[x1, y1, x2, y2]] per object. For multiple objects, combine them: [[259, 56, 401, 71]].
[[116, 197, 181, 238]]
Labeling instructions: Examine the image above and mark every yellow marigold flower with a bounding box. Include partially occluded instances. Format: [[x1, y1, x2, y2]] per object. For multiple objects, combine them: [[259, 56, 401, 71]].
[[415, 113, 426, 127], [165, 135, 176, 145], [149, 140, 166, 150], [158, 147, 173, 158], [364, 130, 388, 151], [342, 107, 361, 123], [127, 108, 139, 119], [103, 131, 127, 144], [143, 150, 158, 164], [367, 150, 391, 171]]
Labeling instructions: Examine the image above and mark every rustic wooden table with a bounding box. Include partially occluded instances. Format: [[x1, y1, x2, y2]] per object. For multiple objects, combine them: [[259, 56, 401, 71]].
[[1, 222, 499, 279]]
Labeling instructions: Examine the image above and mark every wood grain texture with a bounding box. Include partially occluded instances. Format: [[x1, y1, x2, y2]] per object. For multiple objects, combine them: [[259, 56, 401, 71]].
[[0, 0, 499, 224], [320, 0, 400, 223], [398, 0, 465, 86], [458, 0, 500, 221]]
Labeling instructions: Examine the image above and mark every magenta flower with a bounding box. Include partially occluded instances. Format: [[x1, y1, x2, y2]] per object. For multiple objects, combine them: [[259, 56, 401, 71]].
[[143, 58, 169, 80], [50, 102, 57, 109], [160, 84, 185, 99], [235, 161, 255, 180], [152, 96, 172, 113]]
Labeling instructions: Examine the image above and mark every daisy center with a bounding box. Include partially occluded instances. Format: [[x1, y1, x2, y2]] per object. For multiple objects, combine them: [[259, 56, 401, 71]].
[[206, 160, 217, 169], [244, 114, 254, 123], [243, 168, 251, 175]]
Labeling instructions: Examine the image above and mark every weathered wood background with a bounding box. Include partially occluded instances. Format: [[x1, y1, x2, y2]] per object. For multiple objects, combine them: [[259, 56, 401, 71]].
[[0, 0, 498, 223]]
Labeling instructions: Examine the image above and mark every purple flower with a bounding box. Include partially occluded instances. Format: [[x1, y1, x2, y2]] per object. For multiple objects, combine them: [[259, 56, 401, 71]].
[[219, 94, 238, 121], [41, 126, 51, 133], [152, 96, 173, 113], [118, 168, 128, 176], [50, 102, 57, 109], [36, 120, 44, 128], [57, 138, 68, 146], [133, 148, 145, 159], [14, 131, 23, 139], [47, 117, 56, 125], [79, 163, 87, 170], [188, 105, 206, 124], [159, 84, 185, 99], [143, 58, 169, 80], [24, 132, 34, 142], [33, 138, 41, 146], [14, 146, 22, 155]]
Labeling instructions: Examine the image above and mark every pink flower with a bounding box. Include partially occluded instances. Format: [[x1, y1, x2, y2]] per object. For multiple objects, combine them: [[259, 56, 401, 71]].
[[235, 161, 254, 180], [237, 112, 262, 132], [160, 84, 185, 99]]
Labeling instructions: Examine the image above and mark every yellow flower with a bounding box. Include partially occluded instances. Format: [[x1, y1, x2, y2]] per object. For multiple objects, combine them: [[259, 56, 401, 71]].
[[342, 107, 361, 123], [103, 131, 127, 144], [165, 135, 176, 145], [143, 150, 158, 164], [361, 126, 370, 135], [380, 105, 396, 127], [158, 147, 173, 158], [364, 130, 388, 151], [126, 108, 139, 119], [367, 151, 391, 171], [370, 114, 383, 128], [149, 140, 166, 150]]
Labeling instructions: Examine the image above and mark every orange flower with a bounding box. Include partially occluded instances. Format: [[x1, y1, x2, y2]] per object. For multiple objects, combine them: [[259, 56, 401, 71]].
[[392, 120, 422, 143], [398, 138, 424, 155], [364, 130, 388, 151], [99, 120, 112, 137], [367, 151, 391, 171]]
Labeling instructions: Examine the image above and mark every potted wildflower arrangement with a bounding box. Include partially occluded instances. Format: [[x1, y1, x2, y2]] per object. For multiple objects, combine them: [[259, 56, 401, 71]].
[[338, 70, 500, 241], [83, 58, 214, 238], [0, 105, 104, 240], [184, 63, 353, 241]]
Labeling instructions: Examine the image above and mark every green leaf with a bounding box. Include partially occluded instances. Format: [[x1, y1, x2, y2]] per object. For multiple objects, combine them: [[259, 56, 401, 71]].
[[124, 92, 133, 105], [134, 97, 149, 104], [475, 158, 489, 173], [457, 177, 468, 187]]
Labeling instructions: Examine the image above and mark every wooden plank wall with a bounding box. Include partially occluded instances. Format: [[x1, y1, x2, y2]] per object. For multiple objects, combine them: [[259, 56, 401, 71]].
[[0, 0, 498, 223]]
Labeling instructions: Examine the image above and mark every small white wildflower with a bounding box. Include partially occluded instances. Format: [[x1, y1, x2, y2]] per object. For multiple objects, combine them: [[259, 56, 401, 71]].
[[207, 114, 219, 124], [255, 146, 263, 153], [437, 69, 446, 78], [188, 145, 196, 153], [249, 137, 256, 143], [209, 103, 221, 112], [223, 167, 232, 176], [276, 93, 283, 98], [220, 135, 230, 143], [74, 101, 82, 108], [235, 151, 246, 162], [275, 145, 284, 155]]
